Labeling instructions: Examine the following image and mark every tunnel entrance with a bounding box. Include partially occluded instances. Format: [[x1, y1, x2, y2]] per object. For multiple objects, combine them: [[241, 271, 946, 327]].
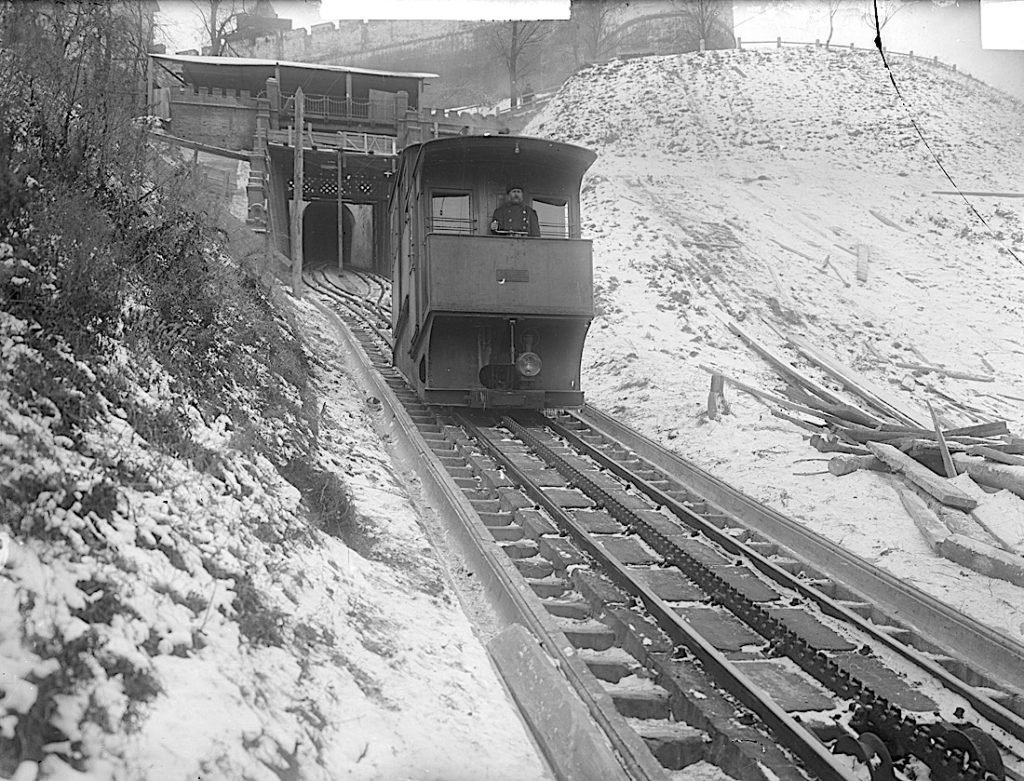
[[301, 202, 375, 270], [302, 202, 351, 267]]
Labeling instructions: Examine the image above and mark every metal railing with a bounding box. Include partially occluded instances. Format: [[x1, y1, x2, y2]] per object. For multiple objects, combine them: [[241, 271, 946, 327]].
[[282, 92, 398, 123], [429, 216, 476, 235]]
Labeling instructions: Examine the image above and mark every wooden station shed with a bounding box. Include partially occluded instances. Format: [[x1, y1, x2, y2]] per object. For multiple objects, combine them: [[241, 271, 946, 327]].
[[149, 53, 479, 278]]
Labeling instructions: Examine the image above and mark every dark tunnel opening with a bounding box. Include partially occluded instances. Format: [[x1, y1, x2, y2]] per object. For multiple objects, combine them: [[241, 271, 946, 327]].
[[302, 202, 354, 267]]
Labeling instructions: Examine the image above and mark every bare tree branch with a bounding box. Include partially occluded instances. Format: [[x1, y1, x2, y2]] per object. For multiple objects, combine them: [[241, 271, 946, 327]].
[[190, 0, 249, 56], [489, 20, 551, 108], [669, 0, 734, 49], [862, 0, 907, 39], [569, 0, 621, 66]]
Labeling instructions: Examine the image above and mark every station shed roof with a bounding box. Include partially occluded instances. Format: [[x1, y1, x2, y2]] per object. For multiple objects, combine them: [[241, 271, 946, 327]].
[[151, 53, 437, 105]]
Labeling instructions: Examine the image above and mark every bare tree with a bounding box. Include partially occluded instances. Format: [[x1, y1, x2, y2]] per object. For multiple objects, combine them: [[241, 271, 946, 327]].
[[1, 2, 154, 183], [489, 20, 551, 109], [669, 0, 734, 50], [862, 0, 906, 44], [191, 0, 250, 56], [569, 0, 620, 67], [825, 0, 845, 46]]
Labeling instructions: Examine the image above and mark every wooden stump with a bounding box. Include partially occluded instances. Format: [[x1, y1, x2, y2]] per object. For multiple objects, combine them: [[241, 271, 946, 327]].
[[707, 373, 730, 420]]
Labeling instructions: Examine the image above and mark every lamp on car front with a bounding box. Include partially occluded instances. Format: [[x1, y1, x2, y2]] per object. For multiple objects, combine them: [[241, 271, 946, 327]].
[[516, 351, 542, 377]]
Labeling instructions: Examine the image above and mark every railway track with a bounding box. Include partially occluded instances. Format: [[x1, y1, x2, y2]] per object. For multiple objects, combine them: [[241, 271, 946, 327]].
[[305, 269, 1024, 781]]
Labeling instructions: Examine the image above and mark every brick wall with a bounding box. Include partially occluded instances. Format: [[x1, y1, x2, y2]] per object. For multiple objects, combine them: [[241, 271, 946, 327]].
[[169, 87, 259, 150]]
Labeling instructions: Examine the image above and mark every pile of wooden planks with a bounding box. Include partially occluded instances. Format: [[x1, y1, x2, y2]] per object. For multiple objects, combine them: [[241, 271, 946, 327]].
[[707, 318, 1024, 501], [705, 317, 1024, 583]]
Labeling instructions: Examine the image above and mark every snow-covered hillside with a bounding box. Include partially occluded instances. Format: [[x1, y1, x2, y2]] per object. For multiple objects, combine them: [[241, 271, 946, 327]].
[[527, 46, 1024, 640]]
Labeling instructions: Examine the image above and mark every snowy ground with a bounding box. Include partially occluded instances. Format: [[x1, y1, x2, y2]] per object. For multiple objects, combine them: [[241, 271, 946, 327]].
[[3, 41, 1024, 781], [1, 300, 549, 778], [528, 45, 1024, 642]]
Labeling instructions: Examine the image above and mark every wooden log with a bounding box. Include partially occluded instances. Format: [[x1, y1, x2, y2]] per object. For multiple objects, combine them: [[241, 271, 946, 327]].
[[977, 442, 1024, 455], [945, 421, 1009, 437], [788, 385, 883, 428], [939, 534, 1024, 589], [900, 438, 968, 457], [967, 445, 1024, 466], [762, 256, 794, 309], [835, 427, 911, 444], [834, 423, 1003, 446], [868, 208, 906, 232], [867, 442, 978, 510], [828, 454, 888, 476], [927, 401, 958, 478], [907, 482, 1003, 547], [825, 256, 851, 287], [770, 238, 818, 262], [770, 409, 827, 434], [726, 320, 844, 406], [855, 244, 869, 282], [697, 365, 849, 426], [782, 334, 926, 427], [809, 435, 870, 455], [894, 484, 950, 551], [951, 455, 1024, 500], [893, 361, 995, 382], [932, 190, 1024, 198], [920, 384, 996, 422]]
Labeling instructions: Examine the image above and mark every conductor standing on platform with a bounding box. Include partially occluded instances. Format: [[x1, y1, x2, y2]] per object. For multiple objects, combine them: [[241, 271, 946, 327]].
[[490, 184, 540, 237]]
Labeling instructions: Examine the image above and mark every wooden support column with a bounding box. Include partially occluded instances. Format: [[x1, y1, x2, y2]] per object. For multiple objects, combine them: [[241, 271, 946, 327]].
[[336, 139, 345, 273], [290, 87, 306, 298]]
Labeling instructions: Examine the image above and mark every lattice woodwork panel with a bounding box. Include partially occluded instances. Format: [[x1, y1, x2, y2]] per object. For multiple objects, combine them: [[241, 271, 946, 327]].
[[287, 171, 388, 201]]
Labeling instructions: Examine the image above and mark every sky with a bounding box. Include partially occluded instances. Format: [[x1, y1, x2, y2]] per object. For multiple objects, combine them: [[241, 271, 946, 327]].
[[981, 0, 1024, 49]]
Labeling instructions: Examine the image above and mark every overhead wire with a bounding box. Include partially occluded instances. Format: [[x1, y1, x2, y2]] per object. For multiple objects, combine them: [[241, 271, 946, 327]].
[[870, 0, 1023, 268]]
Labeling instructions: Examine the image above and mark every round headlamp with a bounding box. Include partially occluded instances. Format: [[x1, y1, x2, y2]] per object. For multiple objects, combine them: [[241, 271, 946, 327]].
[[515, 351, 542, 378]]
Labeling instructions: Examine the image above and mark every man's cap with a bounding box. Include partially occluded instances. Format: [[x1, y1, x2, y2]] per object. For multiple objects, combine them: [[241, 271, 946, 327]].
[[506, 183, 523, 193]]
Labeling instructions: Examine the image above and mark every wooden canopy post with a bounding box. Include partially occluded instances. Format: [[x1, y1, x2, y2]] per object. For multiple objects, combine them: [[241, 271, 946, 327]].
[[336, 139, 345, 273], [290, 87, 306, 298]]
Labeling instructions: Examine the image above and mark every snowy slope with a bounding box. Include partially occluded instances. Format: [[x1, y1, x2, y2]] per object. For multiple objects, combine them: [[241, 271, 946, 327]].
[[526, 46, 1024, 640]]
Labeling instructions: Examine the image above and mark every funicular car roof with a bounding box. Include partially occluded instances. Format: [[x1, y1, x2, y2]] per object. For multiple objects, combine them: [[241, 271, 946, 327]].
[[393, 135, 596, 198]]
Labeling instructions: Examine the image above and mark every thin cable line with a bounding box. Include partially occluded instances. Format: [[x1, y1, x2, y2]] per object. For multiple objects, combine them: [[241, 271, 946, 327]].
[[871, 0, 1023, 268]]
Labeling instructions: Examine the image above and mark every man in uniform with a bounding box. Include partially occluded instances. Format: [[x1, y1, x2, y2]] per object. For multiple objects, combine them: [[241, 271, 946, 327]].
[[490, 184, 540, 237]]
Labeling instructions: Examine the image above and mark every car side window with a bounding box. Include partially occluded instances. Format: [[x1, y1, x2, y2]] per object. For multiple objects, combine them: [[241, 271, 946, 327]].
[[532, 196, 569, 238], [430, 191, 473, 234]]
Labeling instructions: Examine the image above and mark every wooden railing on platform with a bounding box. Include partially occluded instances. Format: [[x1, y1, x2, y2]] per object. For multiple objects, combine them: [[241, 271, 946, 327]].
[[266, 128, 397, 156]]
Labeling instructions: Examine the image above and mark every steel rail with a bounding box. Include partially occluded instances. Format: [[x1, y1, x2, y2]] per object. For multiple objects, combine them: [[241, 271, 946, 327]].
[[543, 411, 1024, 746], [308, 299, 668, 781], [459, 412, 864, 781], [488, 413, 1007, 781], [306, 271, 394, 349], [572, 405, 1024, 697], [310, 269, 392, 330], [351, 269, 392, 311]]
